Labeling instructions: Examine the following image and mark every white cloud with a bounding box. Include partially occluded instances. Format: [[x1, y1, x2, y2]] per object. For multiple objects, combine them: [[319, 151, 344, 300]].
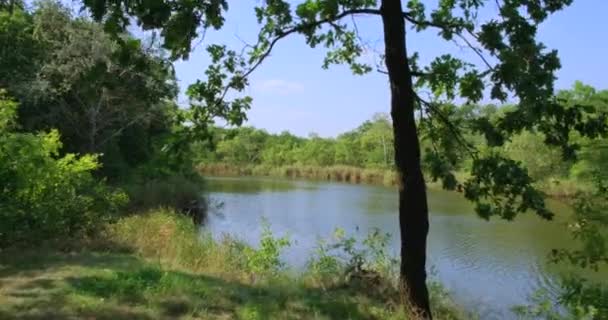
[[255, 79, 305, 95]]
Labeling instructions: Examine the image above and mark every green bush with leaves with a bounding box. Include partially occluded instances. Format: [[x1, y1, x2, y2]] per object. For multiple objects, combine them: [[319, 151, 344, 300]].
[[0, 94, 127, 247], [243, 220, 291, 277], [307, 227, 399, 285]]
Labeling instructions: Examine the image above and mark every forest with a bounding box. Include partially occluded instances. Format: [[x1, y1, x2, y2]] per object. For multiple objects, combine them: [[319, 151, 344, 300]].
[[1, 0, 607, 319]]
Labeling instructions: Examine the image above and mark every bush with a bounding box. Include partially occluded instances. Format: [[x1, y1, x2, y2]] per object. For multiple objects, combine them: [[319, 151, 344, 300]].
[[122, 174, 207, 223], [106, 209, 289, 281], [242, 219, 290, 277], [0, 94, 127, 248], [306, 227, 398, 288]]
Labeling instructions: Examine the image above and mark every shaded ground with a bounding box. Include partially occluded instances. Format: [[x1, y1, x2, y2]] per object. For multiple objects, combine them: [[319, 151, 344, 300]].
[[0, 249, 406, 320]]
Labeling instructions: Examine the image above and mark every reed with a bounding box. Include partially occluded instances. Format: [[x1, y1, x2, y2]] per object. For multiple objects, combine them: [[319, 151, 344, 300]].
[[198, 163, 399, 186]]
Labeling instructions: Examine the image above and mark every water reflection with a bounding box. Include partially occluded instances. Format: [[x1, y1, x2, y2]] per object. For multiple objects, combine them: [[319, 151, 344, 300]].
[[205, 176, 305, 194]]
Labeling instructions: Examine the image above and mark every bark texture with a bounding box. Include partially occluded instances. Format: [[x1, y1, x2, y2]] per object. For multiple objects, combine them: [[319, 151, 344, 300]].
[[380, 0, 431, 317]]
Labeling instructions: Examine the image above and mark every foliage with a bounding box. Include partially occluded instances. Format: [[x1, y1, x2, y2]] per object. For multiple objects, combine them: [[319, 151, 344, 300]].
[[307, 227, 398, 284], [552, 179, 608, 270], [513, 290, 598, 320], [0, 1, 186, 180], [198, 113, 395, 169], [199, 83, 607, 201], [81, 0, 228, 59], [0, 9, 40, 89], [0, 94, 127, 247], [243, 219, 291, 277], [123, 175, 205, 215], [516, 175, 608, 319], [237, 0, 602, 225], [305, 227, 466, 319], [503, 131, 569, 181], [549, 178, 608, 319], [0, 2, 219, 222]]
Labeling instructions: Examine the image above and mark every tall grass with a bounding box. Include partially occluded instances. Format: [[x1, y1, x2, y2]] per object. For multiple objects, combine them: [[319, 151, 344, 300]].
[[103, 209, 467, 319], [105, 209, 245, 279], [199, 163, 584, 199], [121, 175, 207, 223], [198, 163, 399, 186]]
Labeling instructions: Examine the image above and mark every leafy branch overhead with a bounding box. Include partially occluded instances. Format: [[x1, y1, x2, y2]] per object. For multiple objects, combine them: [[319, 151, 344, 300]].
[[246, 0, 606, 221], [82, 0, 228, 59], [90, 0, 607, 221], [185, 44, 251, 138]]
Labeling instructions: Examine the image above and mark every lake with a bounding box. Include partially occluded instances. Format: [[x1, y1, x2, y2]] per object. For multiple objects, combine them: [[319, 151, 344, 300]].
[[202, 176, 590, 319]]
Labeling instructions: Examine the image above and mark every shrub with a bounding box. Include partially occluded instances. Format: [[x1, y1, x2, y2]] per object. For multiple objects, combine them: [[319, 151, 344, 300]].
[[0, 94, 127, 248], [107, 209, 291, 282], [243, 219, 291, 277], [306, 227, 398, 291], [122, 174, 207, 223]]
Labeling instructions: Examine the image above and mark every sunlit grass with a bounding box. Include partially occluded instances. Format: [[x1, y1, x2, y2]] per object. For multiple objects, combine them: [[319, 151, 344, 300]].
[[0, 209, 466, 319]]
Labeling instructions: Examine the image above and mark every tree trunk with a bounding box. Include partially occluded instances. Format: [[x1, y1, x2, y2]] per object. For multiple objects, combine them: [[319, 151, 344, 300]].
[[380, 0, 431, 318]]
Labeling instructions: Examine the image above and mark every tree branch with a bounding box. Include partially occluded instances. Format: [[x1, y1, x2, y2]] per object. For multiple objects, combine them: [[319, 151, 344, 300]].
[[402, 12, 495, 72], [377, 68, 427, 77], [454, 33, 494, 71], [204, 8, 382, 120], [414, 92, 478, 158], [245, 8, 381, 79], [401, 12, 461, 30]]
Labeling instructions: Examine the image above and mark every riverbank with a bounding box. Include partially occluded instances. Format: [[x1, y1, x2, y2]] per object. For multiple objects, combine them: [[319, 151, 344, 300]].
[[198, 163, 584, 198], [0, 209, 465, 320]]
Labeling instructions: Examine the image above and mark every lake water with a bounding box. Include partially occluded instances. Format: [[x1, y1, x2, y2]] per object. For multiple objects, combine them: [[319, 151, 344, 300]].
[[202, 176, 589, 319]]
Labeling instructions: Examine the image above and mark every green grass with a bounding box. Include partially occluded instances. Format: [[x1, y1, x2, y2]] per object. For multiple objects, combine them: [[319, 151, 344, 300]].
[[0, 252, 409, 320], [0, 209, 466, 320]]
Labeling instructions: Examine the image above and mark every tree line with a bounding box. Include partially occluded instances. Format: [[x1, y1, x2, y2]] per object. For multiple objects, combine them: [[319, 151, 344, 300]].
[[199, 81, 608, 194], [199, 112, 395, 168]]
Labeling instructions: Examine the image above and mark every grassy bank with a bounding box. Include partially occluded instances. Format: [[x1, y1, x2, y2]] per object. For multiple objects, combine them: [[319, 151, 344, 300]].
[[0, 209, 465, 320]]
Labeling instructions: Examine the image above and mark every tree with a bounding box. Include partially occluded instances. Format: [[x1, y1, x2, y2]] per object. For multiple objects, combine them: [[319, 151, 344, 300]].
[[1, 1, 182, 179], [82, 0, 607, 317], [215, 127, 269, 164], [260, 131, 304, 166], [0, 9, 40, 90], [0, 0, 23, 13], [360, 113, 394, 167], [502, 130, 567, 181], [558, 83, 608, 183], [297, 135, 337, 166], [26, 2, 177, 155]]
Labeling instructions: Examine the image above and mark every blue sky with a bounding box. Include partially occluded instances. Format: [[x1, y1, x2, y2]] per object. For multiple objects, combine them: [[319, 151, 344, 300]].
[[173, 1, 608, 138]]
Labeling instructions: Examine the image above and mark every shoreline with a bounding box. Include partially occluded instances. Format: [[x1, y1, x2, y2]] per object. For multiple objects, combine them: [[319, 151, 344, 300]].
[[198, 163, 582, 199]]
